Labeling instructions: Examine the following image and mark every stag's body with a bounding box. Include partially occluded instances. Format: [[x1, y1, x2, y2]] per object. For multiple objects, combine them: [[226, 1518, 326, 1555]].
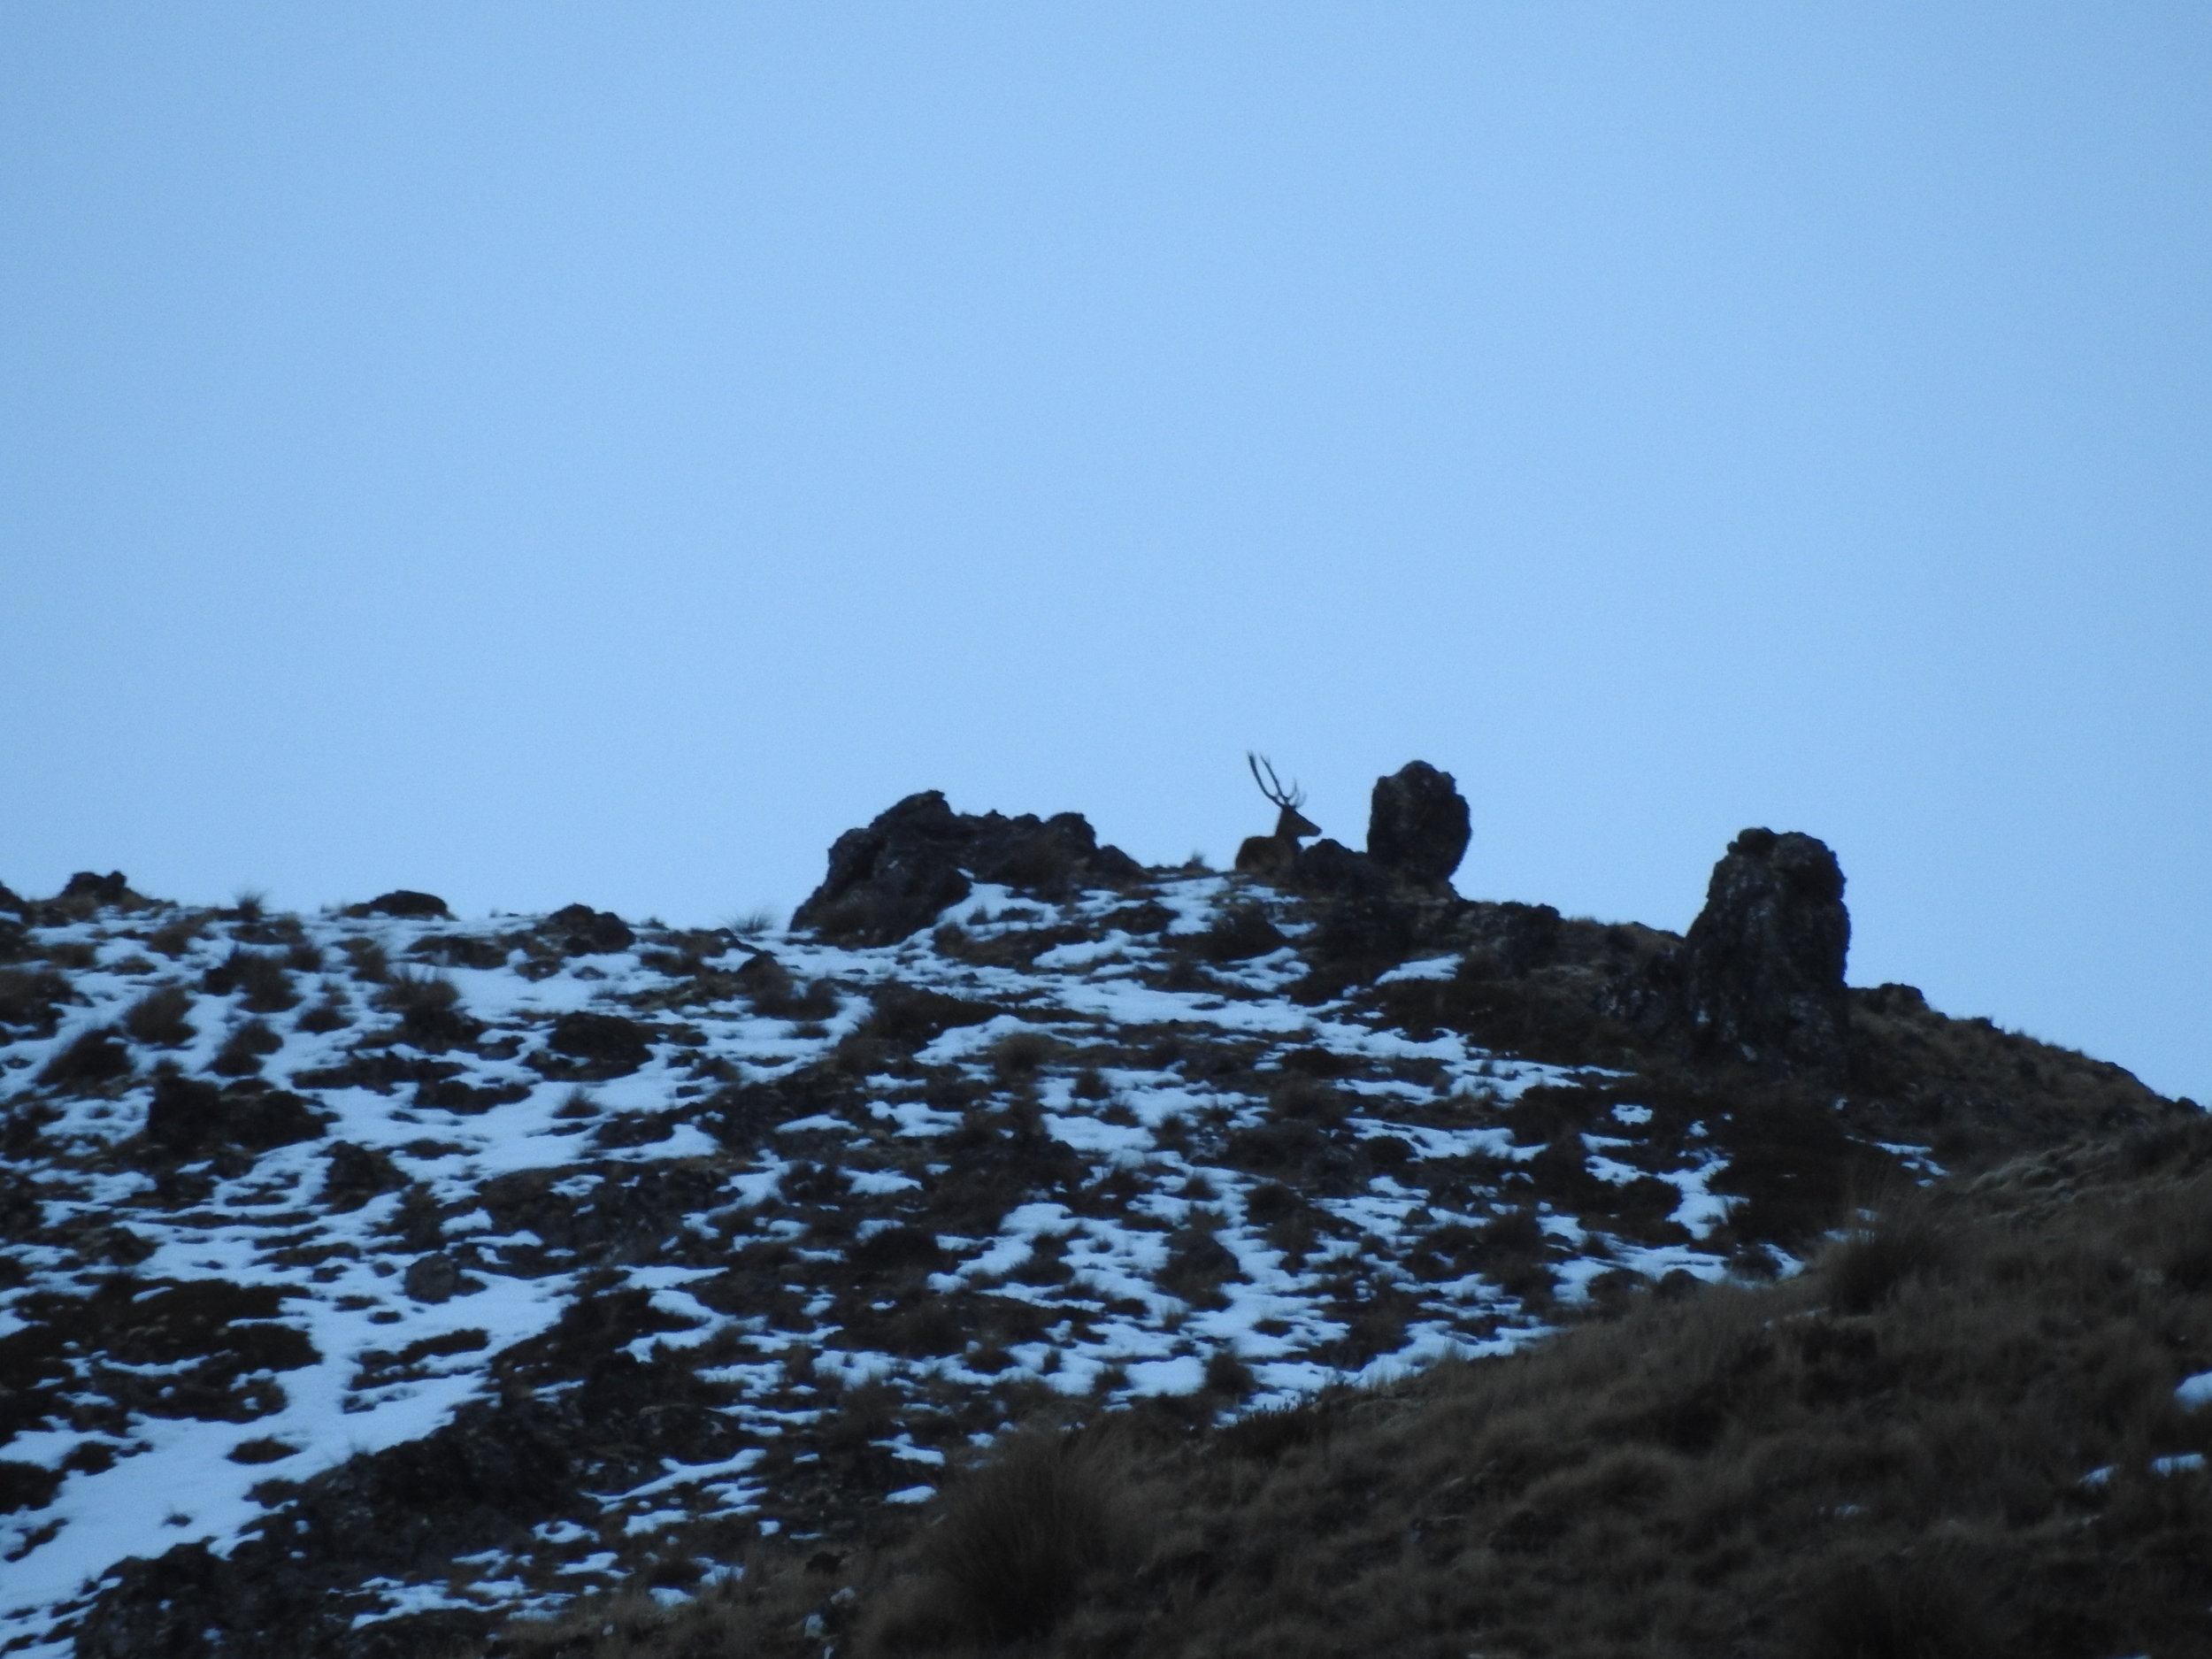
[[1234, 754, 1320, 879]]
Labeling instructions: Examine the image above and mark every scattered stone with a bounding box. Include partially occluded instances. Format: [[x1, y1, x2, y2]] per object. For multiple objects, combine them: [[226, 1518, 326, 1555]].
[[1366, 761, 1471, 887], [1681, 827, 1852, 1072]]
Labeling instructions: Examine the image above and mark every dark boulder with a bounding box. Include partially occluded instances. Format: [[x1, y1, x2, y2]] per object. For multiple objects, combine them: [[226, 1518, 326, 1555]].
[[222, 1081, 324, 1152], [1291, 838, 1386, 899], [545, 1010, 653, 1076], [0, 881, 26, 916], [543, 903, 635, 956], [345, 890, 451, 920], [1366, 762, 1471, 887], [793, 791, 1142, 947], [1682, 828, 1851, 1073], [61, 871, 132, 906]]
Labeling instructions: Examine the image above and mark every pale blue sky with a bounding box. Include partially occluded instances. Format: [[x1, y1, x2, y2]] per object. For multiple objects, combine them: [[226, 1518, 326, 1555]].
[[4, 5, 2207, 1100]]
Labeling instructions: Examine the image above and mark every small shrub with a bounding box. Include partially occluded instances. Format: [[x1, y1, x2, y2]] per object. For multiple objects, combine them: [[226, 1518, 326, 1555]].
[[342, 937, 389, 984], [203, 947, 298, 1014], [1823, 1189, 1949, 1316], [295, 990, 351, 1034], [375, 969, 471, 1048], [211, 1018, 283, 1077], [0, 968, 71, 1037], [1270, 1072, 1348, 1125], [147, 912, 210, 959], [122, 985, 196, 1048], [879, 1432, 1132, 1648], [992, 1028, 1063, 1082]]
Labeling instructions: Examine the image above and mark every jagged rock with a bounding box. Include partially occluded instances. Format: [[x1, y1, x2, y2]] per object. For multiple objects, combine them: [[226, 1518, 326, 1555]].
[[1291, 838, 1386, 898], [1682, 827, 1851, 1072], [1366, 761, 1471, 887], [543, 903, 634, 956], [61, 871, 131, 906], [793, 791, 1141, 947], [344, 890, 450, 920]]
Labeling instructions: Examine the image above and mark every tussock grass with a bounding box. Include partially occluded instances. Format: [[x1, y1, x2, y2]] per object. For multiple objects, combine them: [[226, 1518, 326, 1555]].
[[122, 985, 196, 1048], [862, 1429, 1136, 1653], [529, 1136, 2212, 1659]]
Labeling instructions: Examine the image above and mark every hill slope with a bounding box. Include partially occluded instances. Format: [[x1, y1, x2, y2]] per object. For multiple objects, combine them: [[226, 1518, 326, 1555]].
[[0, 785, 2181, 1657]]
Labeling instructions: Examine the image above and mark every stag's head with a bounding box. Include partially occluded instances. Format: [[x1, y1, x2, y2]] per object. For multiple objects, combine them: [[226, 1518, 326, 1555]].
[[1248, 752, 1320, 842]]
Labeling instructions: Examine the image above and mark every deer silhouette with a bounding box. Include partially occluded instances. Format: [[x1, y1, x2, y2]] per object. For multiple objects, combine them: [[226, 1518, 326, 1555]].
[[1234, 753, 1320, 879]]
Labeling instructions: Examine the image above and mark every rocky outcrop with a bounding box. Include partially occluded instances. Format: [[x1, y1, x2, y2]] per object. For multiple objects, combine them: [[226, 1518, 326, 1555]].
[[1681, 828, 1851, 1073], [342, 891, 450, 921], [792, 792, 1142, 947], [1366, 762, 1471, 887]]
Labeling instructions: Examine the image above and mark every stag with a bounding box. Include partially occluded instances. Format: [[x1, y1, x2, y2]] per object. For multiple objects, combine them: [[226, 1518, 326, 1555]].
[[1235, 753, 1320, 879]]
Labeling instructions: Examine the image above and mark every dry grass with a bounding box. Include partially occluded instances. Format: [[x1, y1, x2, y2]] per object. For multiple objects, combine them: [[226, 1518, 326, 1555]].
[[530, 1126, 2212, 1659], [122, 984, 196, 1048]]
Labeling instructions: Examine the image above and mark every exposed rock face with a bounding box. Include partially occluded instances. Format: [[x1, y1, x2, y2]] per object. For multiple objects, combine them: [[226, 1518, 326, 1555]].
[[1366, 762, 1471, 887], [1682, 828, 1851, 1072], [792, 791, 1142, 946]]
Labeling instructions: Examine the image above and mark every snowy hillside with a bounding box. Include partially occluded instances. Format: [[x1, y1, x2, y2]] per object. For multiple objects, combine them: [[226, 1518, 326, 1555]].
[[0, 790, 2177, 1657]]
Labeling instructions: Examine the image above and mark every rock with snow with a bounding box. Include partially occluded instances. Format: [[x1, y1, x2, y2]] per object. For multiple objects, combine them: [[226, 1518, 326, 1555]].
[[792, 790, 1142, 946]]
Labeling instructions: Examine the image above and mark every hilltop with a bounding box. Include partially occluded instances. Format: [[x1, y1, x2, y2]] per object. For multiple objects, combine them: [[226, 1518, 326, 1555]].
[[0, 766, 2190, 1658]]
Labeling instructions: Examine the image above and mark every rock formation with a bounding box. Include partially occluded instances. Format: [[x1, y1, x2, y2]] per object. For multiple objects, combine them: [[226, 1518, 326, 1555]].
[[791, 790, 1142, 947], [1366, 761, 1471, 887], [1681, 827, 1851, 1072]]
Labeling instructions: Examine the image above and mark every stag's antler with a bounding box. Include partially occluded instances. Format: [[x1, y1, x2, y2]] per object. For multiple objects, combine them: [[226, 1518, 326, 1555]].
[[1247, 751, 1305, 810]]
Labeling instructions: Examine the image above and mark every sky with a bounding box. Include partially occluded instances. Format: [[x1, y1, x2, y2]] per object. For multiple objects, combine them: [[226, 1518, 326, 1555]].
[[3, 4, 2207, 1102]]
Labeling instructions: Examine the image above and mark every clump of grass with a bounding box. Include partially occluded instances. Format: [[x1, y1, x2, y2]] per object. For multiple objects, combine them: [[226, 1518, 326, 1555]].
[[211, 1018, 283, 1077], [374, 968, 470, 1048], [294, 986, 352, 1034], [866, 1431, 1133, 1652], [726, 906, 779, 939], [147, 911, 211, 959], [991, 1027, 1063, 1083], [202, 947, 299, 1014], [342, 936, 389, 984], [39, 1026, 134, 1091], [122, 985, 196, 1048], [1820, 1184, 1950, 1315]]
